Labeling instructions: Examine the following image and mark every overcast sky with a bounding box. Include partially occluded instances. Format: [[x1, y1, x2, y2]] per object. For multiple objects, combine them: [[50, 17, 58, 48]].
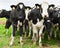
[[0, 0, 60, 10]]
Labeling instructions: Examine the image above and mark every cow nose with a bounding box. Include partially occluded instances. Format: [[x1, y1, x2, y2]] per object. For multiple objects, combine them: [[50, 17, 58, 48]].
[[45, 15, 47, 17]]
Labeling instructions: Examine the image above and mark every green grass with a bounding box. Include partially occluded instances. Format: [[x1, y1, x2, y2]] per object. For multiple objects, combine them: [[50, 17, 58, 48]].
[[0, 18, 60, 48]]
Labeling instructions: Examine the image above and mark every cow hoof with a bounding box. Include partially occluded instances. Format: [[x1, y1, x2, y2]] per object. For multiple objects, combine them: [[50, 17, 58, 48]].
[[20, 42, 24, 46], [48, 36, 51, 40], [9, 42, 13, 46], [33, 41, 36, 45], [39, 42, 42, 48]]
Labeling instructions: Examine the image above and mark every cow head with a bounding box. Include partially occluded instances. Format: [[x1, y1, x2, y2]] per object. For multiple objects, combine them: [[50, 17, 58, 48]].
[[10, 5, 17, 10], [34, 4, 40, 9], [41, 2, 49, 18], [0, 9, 7, 17], [25, 6, 31, 20], [17, 2, 25, 9], [48, 4, 55, 13]]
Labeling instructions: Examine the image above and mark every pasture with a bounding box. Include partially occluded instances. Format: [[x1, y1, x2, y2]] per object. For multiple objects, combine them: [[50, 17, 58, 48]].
[[0, 18, 60, 48]]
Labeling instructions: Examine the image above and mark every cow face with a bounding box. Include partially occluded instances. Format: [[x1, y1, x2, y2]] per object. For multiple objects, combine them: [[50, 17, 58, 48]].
[[0, 9, 7, 17], [17, 3, 25, 11], [36, 6, 40, 9], [35, 4, 40, 9], [10, 5, 16, 10], [19, 4, 23, 9], [41, 2, 49, 18], [48, 4, 55, 13], [25, 7, 31, 20], [12, 7, 15, 10], [17, 3, 24, 9]]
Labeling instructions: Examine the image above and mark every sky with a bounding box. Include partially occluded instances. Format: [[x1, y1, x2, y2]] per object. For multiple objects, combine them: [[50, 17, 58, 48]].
[[0, 0, 60, 10]]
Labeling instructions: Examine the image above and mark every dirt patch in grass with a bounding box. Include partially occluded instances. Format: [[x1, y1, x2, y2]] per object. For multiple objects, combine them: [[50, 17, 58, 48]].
[[0, 21, 6, 25]]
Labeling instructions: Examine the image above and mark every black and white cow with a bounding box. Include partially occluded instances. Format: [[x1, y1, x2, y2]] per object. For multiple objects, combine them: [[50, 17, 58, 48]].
[[28, 3, 45, 47], [10, 2, 25, 46], [0, 9, 11, 34], [24, 6, 31, 37], [43, 17, 52, 40], [48, 4, 60, 38]]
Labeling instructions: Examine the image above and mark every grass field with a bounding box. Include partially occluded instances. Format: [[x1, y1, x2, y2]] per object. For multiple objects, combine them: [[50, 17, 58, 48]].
[[0, 18, 60, 48]]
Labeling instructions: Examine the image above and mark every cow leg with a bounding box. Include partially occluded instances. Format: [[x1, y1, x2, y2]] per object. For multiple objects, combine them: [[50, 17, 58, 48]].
[[25, 24, 27, 37], [42, 27, 45, 39], [54, 26, 59, 38], [32, 26, 37, 45], [29, 26, 33, 39], [47, 29, 52, 40], [28, 22, 33, 39], [39, 26, 44, 47], [10, 23, 16, 46], [20, 26, 23, 45], [5, 19, 11, 35], [24, 20, 29, 37], [19, 21, 23, 45]]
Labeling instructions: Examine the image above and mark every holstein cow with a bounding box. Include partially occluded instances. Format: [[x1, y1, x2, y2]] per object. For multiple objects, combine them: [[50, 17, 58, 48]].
[[10, 2, 25, 46], [24, 6, 31, 37], [43, 17, 52, 40], [0, 9, 11, 34], [48, 4, 60, 38], [42, 4, 55, 40], [28, 4, 44, 47]]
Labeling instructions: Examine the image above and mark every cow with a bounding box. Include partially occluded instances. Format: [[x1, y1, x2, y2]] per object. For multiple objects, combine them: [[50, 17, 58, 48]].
[[42, 17, 52, 40], [10, 2, 25, 46], [0, 9, 11, 34], [24, 6, 31, 37], [28, 3, 44, 47], [42, 4, 55, 40], [48, 4, 60, 38]]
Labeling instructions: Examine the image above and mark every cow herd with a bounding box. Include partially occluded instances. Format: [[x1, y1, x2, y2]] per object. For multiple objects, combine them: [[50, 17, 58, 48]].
[[0, 2, 60, 47]]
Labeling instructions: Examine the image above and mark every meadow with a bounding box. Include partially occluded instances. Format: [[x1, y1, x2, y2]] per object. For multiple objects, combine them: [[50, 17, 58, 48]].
[[0, 18, 60, 48]]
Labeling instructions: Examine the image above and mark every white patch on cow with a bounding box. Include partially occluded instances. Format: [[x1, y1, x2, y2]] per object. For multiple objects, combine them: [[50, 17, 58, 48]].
[[19, 4, 23, 9], [41, 1, 49, 17], [10, 35, 14, 46], [12, 7, 15, 10], [39, 25, 44, 46], [18, 21, 22, 26], [20, 37, 23, 45], [49, 7, 54, 10], [25, 9, 30, 20], [55, 7, 59, 10], [37, 6, 40, 9], [47, 20, 50, 22], [59, 11, 60, 13], [32, 19, 44, 28], [37, 19, 39, 22], [28, 20, 32, 37]]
